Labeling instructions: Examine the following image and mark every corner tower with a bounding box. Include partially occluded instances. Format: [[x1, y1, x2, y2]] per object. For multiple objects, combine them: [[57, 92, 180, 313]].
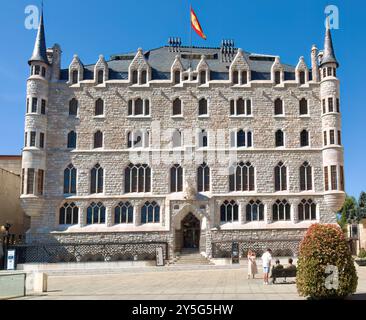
[[21, 9, 50, 221], [320, 23, 345, 213]]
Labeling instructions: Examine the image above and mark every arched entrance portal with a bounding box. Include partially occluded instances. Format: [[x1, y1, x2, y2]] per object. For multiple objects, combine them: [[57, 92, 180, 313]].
[[181, 213, 201, 250]]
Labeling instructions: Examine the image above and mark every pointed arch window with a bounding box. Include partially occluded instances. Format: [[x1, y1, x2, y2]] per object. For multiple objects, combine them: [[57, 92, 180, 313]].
[[173, 70, 181, 84], [67, 131, 77, 149], [95, 98, 104, 116], [241, 71, 248, 85], [299, 71, 306, 85], [171, 164, 183, 193], [128, 98, 150, 116], [132, 70, 138, 84], [94, 131, 103, 149], [275, 162, 287, 191], [230, 99, 252, 116], [300, 130, 310, 147], [232, 70, 239, 84], [229, 162, 255, 192], [172, 98, 182, 116], [220, 200, 239, 223], [172, 129, 182, 148], [72, 70, 78, 84], [197, 163, 210, 192], [275, 71, 281, 85], [69, 98, 78, 116], [124, 164, 151, 193], [59, 202, 79, 225], [275, 130, 284, 147], [300, 162, 313, 191], [199, 70, 207, 85], [115, 202, 134, 224], [274, 98, 284, 115], [237, 130, 246, 147], [141, 70, 147, 84], [298, 199, 317, 221], [273, 200, 291, 221], [199, 129, 208, 148], [87, 202, 106, 225], [141, 201, 160, 224], [64, 164, 77, 195], [246, 200, 264, 222], [97, 70, 104, 84], [299, 98, 308, 115], [198, 98, 208, 116], [127, 130, 149, 149], [90, 164, 104, 194]]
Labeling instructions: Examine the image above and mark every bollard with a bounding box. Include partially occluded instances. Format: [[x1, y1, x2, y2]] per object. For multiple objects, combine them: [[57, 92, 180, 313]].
[[33, 273, 48, 293]]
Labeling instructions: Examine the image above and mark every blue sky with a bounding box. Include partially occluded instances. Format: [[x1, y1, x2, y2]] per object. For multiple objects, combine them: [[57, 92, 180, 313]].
[[0, 0, 365, 199]]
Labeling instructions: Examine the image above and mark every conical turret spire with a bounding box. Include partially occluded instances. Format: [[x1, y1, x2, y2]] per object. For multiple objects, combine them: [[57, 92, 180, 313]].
[[29, 8, 48, 65], [320, 19, 339, 67]]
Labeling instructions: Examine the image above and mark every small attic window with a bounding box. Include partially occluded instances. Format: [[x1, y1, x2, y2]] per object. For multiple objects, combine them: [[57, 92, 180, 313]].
[[72, 70, 78, 84], [97, 70, 104, 84]]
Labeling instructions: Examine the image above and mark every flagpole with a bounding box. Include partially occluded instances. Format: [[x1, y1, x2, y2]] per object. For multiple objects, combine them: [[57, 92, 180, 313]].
[[189, 4, 193, 69]]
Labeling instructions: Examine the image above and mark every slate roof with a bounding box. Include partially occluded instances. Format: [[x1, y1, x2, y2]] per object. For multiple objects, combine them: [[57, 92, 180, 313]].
[[320, 26, 339, 67], [60, 46, 300, 81], [29, 12, 49, 65]]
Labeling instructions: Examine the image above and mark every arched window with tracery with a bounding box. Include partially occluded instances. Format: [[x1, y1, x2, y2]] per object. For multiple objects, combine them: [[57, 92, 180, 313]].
[[141, 201, 160, 224], [59, 202, 79, 225], [124, 164, 151, 193], [220, 200, 239, 223]]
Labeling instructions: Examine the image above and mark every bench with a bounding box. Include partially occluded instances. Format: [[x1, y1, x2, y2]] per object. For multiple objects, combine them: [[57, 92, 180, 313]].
[[271, 268, 297, 284]]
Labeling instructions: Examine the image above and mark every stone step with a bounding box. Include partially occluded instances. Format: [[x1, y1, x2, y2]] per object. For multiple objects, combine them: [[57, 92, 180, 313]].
[[171, 252, 213, 266]]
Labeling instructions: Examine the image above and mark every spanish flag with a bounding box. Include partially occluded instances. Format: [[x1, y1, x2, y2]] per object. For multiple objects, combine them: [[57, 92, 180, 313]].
[[191, 6, 207, 40]]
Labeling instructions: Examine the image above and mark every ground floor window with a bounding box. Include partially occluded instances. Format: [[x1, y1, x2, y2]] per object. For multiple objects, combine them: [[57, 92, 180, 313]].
[[220, 200, 239, 223], [298, 199, 317, 221], [87, 202, 106, 225], [59, 202, 79, 225], [141, 201, 160, 224], [115, 202, 134, 224]]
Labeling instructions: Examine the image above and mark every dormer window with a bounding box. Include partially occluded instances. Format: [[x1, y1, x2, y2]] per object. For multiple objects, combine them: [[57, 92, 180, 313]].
[[97, 70, 104, 84], [72, 70, 78, 84]]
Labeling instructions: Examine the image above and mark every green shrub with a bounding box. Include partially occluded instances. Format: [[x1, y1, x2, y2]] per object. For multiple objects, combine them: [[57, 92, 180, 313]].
[[297, 224, 358, 299], [358, 248, 366, 259]]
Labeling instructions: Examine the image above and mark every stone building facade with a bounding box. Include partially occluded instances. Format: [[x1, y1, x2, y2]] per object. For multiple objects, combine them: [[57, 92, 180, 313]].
[[20, 12, 345, 261]]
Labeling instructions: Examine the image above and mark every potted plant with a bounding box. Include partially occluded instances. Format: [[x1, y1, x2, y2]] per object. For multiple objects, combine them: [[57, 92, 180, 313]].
[[355, 248, 366, 266]]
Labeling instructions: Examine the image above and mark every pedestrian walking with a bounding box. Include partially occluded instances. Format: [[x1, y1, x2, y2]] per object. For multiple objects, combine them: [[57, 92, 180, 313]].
[[247, 250, 258, 279]]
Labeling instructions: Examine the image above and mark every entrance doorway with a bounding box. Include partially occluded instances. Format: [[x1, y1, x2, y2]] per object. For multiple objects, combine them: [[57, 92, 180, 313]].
[[181, 213, 201, 250]]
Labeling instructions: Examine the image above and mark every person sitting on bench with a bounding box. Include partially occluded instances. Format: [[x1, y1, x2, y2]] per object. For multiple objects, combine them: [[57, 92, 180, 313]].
[[286, 258, 297, 271], [273, 259, 284, 271]]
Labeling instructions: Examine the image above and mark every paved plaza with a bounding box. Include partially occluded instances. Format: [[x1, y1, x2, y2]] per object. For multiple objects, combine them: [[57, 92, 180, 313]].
[[15, 264, 366, 300]]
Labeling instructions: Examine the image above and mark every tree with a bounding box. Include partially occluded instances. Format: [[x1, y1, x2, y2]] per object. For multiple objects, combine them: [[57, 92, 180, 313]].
[[297, 224, 358, 299], [338, 195, 357, 230], [358, 192, 366, 209]]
